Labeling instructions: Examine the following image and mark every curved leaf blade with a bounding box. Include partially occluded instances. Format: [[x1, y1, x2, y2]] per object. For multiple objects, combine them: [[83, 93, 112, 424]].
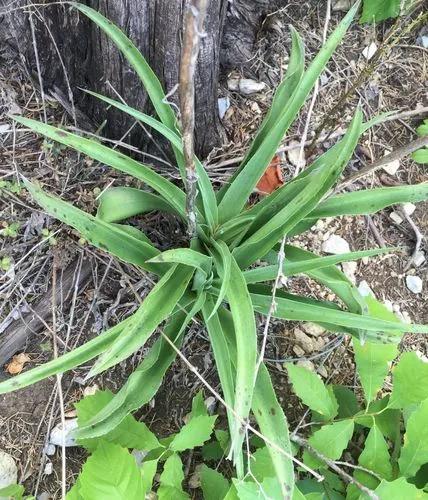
[[24, 180, 163, 273], [97, 187, 175, 222], [88, 265, 194, 376], [217, 3, 359, 222], [13, 115, 187, 218], [84, 90, 218, 229], [226, 257, 257, 464]]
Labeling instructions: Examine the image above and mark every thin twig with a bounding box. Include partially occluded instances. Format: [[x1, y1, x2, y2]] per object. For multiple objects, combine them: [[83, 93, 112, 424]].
[[337, 135, 428, 191], [52, 255, 67, 500], [28, 8, 47, 124], [291, 435, 379, 500], [179, 0, 207, 238]]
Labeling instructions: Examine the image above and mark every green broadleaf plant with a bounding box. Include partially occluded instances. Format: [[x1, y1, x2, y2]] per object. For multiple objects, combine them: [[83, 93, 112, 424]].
[[2, 3, 428, 498]]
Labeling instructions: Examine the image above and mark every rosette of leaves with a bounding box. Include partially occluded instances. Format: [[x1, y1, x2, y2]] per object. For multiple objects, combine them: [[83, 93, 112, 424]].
[[2, 3, 428, 497]]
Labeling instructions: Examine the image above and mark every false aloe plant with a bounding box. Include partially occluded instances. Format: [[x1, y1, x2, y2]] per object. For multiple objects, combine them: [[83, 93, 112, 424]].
[[2, 3, 428, 496]]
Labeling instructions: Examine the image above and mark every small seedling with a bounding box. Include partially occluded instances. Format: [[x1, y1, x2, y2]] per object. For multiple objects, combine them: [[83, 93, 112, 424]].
[[41, 228, 57, 246], [0, 222, 20, 238]]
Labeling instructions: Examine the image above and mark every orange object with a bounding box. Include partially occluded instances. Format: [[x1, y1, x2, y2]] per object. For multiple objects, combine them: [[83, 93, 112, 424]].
[[255, 155, 284, 195], [5, 353, 31, 375]]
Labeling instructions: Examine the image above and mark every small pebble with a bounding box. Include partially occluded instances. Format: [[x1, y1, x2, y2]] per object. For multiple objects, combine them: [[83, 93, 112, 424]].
[[362, 42, 377, 61], [292, 345, 305, 357], [302, 323, 326, 337], [342, 261, 358, 284], [227, 78, 266, 95], [317, 365, 328, 378], [406, 275, 423, 294], [43, 462, 53, 475], [293, 328, 315, 353], [322, 234, 350, 254], [0, 450, 17, 489], [49, 419, 78, 447], [382, 158, 400, 176], [413, 251, 426, 267], [358, 280, 375, 297], [402, 202, 416, 216], [332, 0, 352, 11], [217, 97, 230, 119], [389, 211, 403, 225], [43, 443, 56, 456]]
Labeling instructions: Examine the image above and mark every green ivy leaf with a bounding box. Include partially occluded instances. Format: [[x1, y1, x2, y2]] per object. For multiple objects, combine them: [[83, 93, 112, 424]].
[[304, 420, 354, 469], [75, 390, 160, 451], [360, 0, 401, 23], [286, 363, 338, 419], [158, 454, 189, 500], [399, 398, 428, 477], [389, 352, 428, 408], [200, 465, 230, 500], [371, 477, 428, 499], [353, 339, 397, 404], [170, 415, 217, 452], [78, 441, 143, 499]]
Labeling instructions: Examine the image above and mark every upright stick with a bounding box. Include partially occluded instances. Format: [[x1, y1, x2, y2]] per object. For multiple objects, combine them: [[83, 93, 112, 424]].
[[179, 0, 208, 238]]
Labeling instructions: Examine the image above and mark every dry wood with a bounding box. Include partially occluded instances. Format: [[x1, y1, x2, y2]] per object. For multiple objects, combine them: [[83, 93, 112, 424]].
[[0, 259, 92, 366]]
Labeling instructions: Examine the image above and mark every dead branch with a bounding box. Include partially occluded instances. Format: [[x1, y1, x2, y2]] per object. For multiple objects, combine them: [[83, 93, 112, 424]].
[[179, 0, 208, 238]]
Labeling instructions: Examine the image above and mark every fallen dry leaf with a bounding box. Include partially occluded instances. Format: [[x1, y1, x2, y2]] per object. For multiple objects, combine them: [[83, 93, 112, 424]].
[[255, 155, 284, 195], [5, 353, 31, 375]]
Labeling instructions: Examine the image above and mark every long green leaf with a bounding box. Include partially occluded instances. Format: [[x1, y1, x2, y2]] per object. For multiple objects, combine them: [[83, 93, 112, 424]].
[[76, 295, 200, 440], [264, 244, 368, 321], [218, 307, 294, 497], [251, 290, 428, 339], [0, 314, 133, 395], [226, 257, 257, 464], [88, 265, 194, 376], [207, 239, 232, 320], [290, 183, 428, 236], [84, 90, 218, 230], [24, 179, 163, 273], [249, 283, 357, 336], [243, 246, 395, 284], [202, 297, 242, 476], [97, 187, 175, 222], [217, 26, 305, 203], [148, 248, 212, 276], [13, 115, 187, 218], [217, 3, 359, 222], [233, 109, 363, 268], [72, 4, 177, 131], [241, 112, 395, 238]]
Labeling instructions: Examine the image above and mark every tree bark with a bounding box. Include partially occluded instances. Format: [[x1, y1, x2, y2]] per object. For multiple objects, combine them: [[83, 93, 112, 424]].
[[0, 0, 282, 158]]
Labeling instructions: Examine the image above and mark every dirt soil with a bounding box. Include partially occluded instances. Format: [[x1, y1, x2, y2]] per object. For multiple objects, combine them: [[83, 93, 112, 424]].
[[0, 2, 427, 497]]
